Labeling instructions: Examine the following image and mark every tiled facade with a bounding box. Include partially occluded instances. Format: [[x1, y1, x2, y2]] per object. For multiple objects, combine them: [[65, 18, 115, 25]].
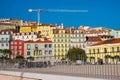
[[10, 40, 24, 58]]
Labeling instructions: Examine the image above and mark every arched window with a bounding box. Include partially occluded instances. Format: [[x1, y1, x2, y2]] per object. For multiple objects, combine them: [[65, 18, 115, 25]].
[[35, 44, 38, 50], [27, 44, 31, 50]]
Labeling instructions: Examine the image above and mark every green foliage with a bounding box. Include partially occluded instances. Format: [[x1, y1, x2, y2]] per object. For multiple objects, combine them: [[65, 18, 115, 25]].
[[16, 55, 24, 60], [90, 56, 95, 59], [105, 55, 111, 59], [61, 58, 65, 60], [0, 49, 12, 60], [67, 47, 87, 62], [114, 55, 120, 59]]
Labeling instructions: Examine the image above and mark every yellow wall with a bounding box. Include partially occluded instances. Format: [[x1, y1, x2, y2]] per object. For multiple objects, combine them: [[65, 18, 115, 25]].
[[37, 25, 54, 41], [20, 26, 37, 33], [87, 44, 120, 64], [54, 29, 69, 60]]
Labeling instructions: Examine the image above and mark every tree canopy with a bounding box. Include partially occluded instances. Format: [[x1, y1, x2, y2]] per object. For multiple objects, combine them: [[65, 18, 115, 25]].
[[67, 47, 87, 62]]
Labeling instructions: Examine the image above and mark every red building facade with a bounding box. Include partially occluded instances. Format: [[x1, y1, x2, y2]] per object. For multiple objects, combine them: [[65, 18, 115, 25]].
[[10, 40, 24, 58]]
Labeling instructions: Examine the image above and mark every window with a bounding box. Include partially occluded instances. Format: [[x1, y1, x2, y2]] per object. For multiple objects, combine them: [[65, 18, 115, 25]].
[[54, 44, 56, 47], [58, 44, 60, 48], [54, 35, 56, 37], [22, 36, 24, 39], [1, 44, 4, 46], [112, 47, 114, 52], [104, 48, 107, 53], [89, 50, 91, 54], [27, 51, 30, 55], [54, 49, 56, 52], [27, 36, 29, 39], [11, 46, 13, 49], [6, 43, 8, 46], [58, 49, 60, 52], [19, 51, 22, 55], [11, 42, 13, 44], [6, 38, 9, 42], [93, 49, 95, 54], [1, 38, 4, 42], [44, 50, 48, 55], [97, 49, 100, 53], [65, 49, 67, 52], [62, 49, 64, 52], [14, 42, 17, 44], [58, 39, 60, 42], [54, 39, 56, 42], [31, 36, 33, 38], [19, 46, 22, 49], [19, 42, 22, 44], [61, 44, 63, 47], [35, 44, 38, 50], [49, 50, 52, 55], [27, 44, 31, 50], [61, 39, 63, 42], [45, 44, 47, 48], [49, 44, 52, 48], [117, 47, 120, 52], [65, 44, 67, 47]]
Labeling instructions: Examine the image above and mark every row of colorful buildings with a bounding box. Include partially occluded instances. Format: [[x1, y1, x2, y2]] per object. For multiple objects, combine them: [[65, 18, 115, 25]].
[[0, 19, 120, 63]]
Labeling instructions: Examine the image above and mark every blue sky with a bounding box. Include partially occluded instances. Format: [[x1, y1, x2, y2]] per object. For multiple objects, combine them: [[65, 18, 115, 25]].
[[0, 0, 120, 29]]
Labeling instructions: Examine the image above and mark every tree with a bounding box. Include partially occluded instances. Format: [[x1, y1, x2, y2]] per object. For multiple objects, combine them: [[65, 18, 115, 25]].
[[89, 56, 95, 63], [0, 49, 12, 59], [113, 55, 120, 64], [105, 55, 111, 64], [67, 47, 87, 62], [2, 49, 12, 58], [16, 55, 24, 60]]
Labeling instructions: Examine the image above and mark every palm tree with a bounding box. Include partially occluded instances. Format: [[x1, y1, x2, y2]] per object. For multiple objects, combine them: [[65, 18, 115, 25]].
[[89, 56, 95, 64], [113, 55, 120, 64], [110, 56, 114, 64], [105, 55, 111, 64]]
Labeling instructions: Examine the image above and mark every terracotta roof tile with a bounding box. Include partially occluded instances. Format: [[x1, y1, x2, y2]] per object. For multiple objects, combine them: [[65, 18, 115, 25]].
[[91, 38, 120, 46], [24, 39, 52, 43], [86, 36, 102, 41]]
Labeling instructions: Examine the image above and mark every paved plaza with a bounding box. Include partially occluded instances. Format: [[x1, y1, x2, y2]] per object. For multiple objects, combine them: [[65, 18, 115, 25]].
[[0, 64, 120, 80]]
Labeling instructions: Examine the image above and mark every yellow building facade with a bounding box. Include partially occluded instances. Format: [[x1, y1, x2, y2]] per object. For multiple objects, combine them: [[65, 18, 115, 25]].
[[53, 28, 86, 60], [53, 29, 70, 60], [37, 24, 56, 41], [20, 26, 37, 32], [87, 38, 120, 64]]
